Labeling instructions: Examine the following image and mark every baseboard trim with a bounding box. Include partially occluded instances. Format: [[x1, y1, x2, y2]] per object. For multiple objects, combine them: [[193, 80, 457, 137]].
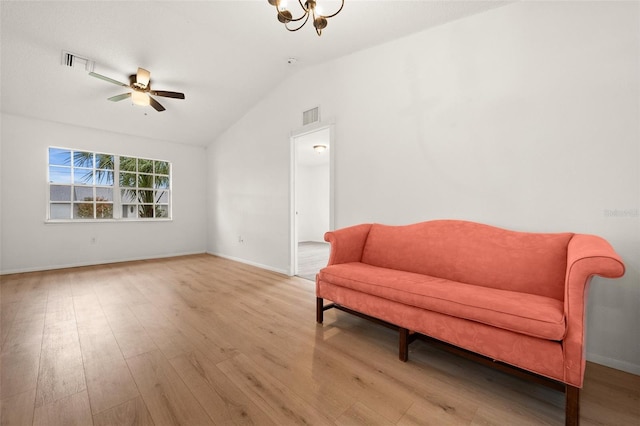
[[587, 352, 640, 375], [206, 251, 289, 276], [0, 251, 207, 275]]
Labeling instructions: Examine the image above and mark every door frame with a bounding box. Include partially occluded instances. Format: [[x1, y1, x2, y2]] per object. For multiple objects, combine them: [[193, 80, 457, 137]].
[[289, 122, 335, 276]]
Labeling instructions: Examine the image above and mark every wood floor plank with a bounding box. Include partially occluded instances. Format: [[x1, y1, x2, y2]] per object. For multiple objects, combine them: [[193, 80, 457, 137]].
[[77, 316, 123, 364], [73, 294, 104, 324], [0, 388, 36, 426], [170, 349, 276, 425], [127, 349, 214, 426], [336, 401, 396, 426], [2, 318, 44, 354], [36, 319, 85, 408], [0, 301, 20, 349], [84, 355, 140, 415], [0, 343, 41, 399], [44, 296, 76, 327], [33, 390, 93, 426], [93, 396, 155, 426], [216, 353, 334, 425]]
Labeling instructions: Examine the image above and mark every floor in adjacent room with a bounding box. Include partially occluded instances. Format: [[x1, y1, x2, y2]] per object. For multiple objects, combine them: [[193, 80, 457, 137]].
[[297, 241, 330, 281], [1, 254, 638, 425]]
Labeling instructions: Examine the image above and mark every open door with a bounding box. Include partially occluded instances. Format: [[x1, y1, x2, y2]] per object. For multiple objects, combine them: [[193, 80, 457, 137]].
[[290, 125, 334, 279]]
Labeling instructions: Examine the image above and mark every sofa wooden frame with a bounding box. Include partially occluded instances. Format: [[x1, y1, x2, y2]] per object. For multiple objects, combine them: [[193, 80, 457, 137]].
[[317, 298, 580, 426]]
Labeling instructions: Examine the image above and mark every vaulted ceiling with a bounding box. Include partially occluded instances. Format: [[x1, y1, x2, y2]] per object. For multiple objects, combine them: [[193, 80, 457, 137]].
[[1, 1, 509, 147]]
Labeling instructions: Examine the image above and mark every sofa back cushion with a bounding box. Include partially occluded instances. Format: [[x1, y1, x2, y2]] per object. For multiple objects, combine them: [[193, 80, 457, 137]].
[[360, 220, 573, 300]]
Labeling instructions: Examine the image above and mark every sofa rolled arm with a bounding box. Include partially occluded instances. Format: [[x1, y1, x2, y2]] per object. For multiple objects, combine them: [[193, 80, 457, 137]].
[[324, 223, 372, 265], [563, 234, 625, 386]]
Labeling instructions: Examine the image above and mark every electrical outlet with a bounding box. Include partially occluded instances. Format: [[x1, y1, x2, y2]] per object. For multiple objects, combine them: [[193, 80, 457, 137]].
[[238, 235, 244, 244]]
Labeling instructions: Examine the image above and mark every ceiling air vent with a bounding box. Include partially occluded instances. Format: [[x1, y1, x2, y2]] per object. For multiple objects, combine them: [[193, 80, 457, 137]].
[[303, 107, 320, 126], [61, 50, 95, 72]]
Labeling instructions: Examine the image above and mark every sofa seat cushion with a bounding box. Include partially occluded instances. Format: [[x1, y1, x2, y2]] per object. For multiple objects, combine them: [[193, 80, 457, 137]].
[[318, 262, 566, 341]]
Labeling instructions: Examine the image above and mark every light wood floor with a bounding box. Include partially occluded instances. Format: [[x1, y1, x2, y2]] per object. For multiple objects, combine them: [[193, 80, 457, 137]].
[[1, 254, 638, 425]]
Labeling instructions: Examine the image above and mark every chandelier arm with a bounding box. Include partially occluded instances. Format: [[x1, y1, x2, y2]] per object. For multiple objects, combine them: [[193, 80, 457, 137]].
[[277, 9, 310, 23], [285, 12, 311, 31], [318, 0, 344, 18], [274, 0, 310, 23]]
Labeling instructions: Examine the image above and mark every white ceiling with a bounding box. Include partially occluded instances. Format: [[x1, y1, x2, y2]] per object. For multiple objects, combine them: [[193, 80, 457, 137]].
[[1, 1, 509, 147]]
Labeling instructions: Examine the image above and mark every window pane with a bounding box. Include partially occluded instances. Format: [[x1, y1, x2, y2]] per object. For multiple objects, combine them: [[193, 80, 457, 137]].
[[122, 204, 138, 218], [50, 185, 71, 201], [74, 202, 94, 219], [138, 174, 153, 189], [73, 151, 94, 168], [96, 187, 113, 201], [120, 157, 136, 171], [120, 172, 136, 187], [49, 148, 71, 166], [155, 205, 168, 218], [139, 205, 154, 218], [96, 203, 113, 219], [121, 189, 136, 203], [74, 186, 93, 202], [95, 170, 114, 186], [155, 190, 169, 203], [50, 203, 71, 219], [154, 161, 169, 174], [95, 154, 114, 170], [154, 175, 169, 189], [139, 159, 153, 173], [48, 148, 171, 221], [138, 190, 154, 204], [49, 167, 71, 184], [74, 168, 93, 185]]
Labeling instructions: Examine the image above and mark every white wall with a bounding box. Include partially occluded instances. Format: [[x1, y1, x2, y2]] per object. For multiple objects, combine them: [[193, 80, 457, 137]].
[[0, 113, 208, 273], [297, 163, 330, 242], [207, 2, 639, 373]]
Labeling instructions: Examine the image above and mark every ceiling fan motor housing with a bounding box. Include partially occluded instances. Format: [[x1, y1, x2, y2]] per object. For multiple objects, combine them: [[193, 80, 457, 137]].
[[130, 74, 150, 91]]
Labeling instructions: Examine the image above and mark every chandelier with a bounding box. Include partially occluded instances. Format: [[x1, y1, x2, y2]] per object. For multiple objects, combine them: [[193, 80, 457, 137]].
[[267, 0, 345, 36]]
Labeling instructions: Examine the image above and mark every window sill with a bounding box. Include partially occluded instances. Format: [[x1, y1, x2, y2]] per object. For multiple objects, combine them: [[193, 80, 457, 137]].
[[45, 218, 173, 224]]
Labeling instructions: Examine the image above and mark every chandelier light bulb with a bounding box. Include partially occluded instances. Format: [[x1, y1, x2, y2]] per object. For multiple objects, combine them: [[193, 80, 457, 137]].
[[267, 0, 344, 36]]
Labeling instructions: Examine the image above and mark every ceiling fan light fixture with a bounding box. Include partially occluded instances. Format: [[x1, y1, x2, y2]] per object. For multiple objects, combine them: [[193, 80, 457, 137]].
[[131, 90, 150, 106], [89, 67, 184, 112], [136, 67, 151, 89]]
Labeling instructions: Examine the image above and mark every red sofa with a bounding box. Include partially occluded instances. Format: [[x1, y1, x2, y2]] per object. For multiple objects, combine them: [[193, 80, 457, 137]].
[[316, 220, 625, 426]]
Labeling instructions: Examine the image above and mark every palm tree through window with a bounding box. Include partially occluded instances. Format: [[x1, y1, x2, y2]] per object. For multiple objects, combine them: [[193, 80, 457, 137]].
[[48, 147, 171, 220]]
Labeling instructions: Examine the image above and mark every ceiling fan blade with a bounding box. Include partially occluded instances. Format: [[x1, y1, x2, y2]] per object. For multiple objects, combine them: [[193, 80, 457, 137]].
[[137, 67, 150, 89], [150, 90, 185, 99], [149, 96, 166, 112], [108, 92, 132, 102], [89, 72, 128, 87]]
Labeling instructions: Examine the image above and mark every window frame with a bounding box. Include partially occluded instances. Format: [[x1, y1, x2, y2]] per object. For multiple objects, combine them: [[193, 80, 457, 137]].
[[47, 147, 172, 222]]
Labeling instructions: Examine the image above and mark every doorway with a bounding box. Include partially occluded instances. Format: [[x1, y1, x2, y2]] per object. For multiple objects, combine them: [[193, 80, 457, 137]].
[[290, 125, 333, 280]]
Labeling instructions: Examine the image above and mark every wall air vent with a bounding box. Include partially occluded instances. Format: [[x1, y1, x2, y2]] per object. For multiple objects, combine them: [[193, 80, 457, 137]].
[[61, 50, 95, 72], [303, 106, 320, 126]]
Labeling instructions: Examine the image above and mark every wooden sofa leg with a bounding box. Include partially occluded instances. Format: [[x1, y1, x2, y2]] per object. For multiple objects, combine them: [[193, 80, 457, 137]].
[[565, 385, 579, 426], [399, 327, 409, 362], [316, 297, 324, 324]]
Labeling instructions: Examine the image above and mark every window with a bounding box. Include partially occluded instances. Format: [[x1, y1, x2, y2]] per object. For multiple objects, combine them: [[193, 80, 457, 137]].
[[48, 147, 171, 220]]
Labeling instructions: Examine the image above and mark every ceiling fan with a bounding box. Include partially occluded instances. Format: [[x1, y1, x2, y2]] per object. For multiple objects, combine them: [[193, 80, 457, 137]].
[[89, 67, 185, 112]]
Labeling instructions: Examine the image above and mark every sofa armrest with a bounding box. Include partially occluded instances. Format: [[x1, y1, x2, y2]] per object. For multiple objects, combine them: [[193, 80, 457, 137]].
[[324, 223, 372, 265], [563, 234, 625, 386]]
